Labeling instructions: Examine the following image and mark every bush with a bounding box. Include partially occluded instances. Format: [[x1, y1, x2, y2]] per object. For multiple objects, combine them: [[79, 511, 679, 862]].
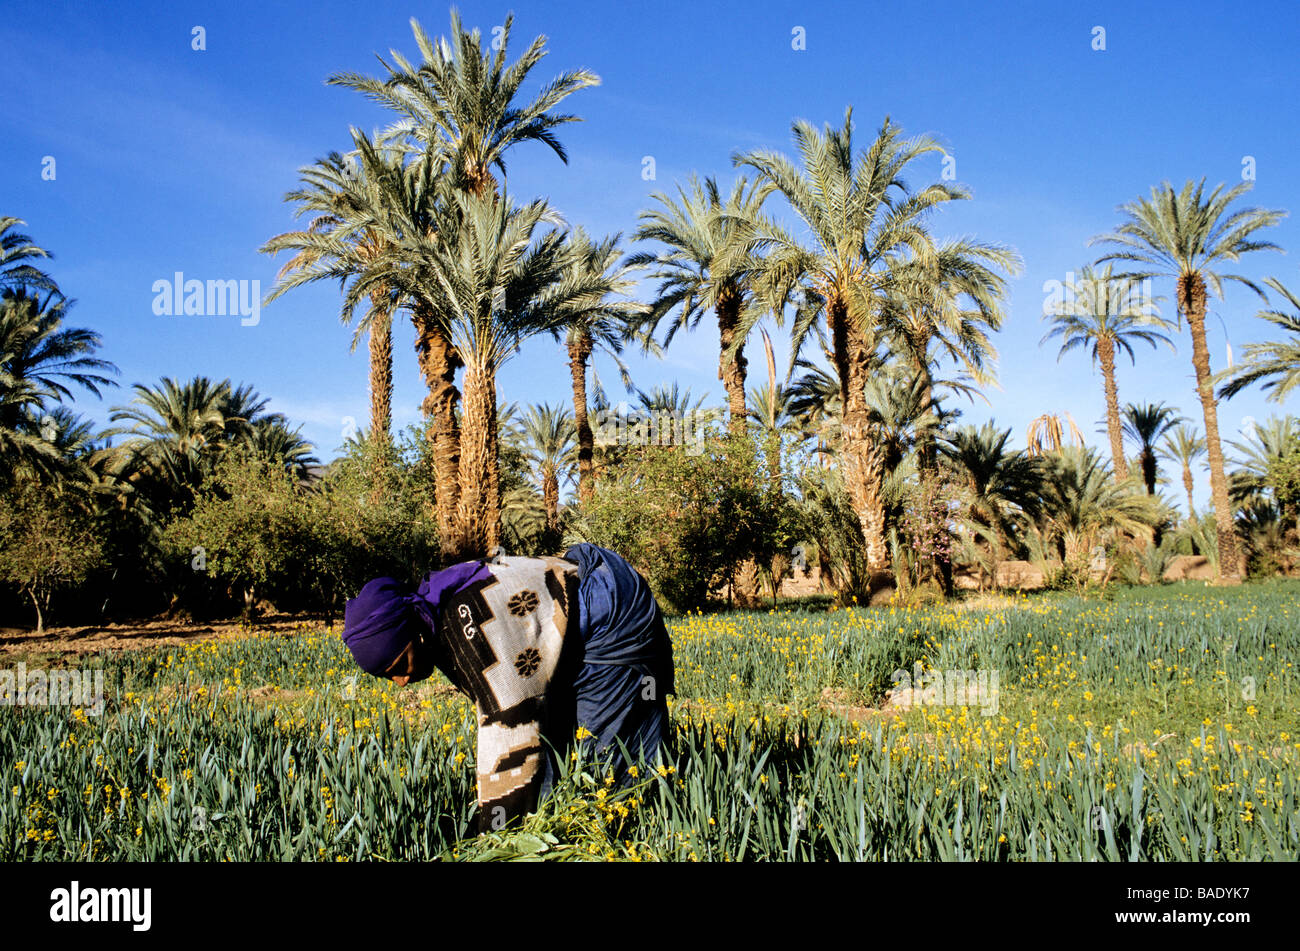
[[161, 432, 442, 620], [0, 476, 105, 630], [574, 431, 789, 612]]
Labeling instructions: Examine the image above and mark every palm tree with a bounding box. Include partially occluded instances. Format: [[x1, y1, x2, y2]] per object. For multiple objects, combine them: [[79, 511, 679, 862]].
[[1228, 415, 1300, 536], [786, 329, 843, 467], [636, 383, 713, 416], [248, 416, 320, 482], [734, 111, 967, 570], [0, 289, 118, 404], [262, 139, 412, 448], [939, 423, 1044, 555], [548, 228, 648, 502], [353, 188, 608, 557], [631, 174, 772, 434], [327, 11, 600, 197], [321, 14, 599, 551], [1042, 264, 1172, 481], [105, 377, 288, 513], [1218, 277, 1300, 405], [106, 377, 235, 509], [1091, 179, 1287, 582], [1121, 402, 1183, 496], [496, 403, 547, 552], [518, 403, 576, 531], [1159, 423, 1206, 518], [882, 238, 1021, 470], [863, 366, 945, 479], [747, 328, 802, 490], [0, 287, 119, 485], [1038, 445, 1160, 567], [0, 374, 64, 483], [0, 217, 57, 294]]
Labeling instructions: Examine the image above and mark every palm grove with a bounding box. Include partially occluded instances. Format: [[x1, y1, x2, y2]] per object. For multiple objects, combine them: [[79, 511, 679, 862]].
[[4, 13, 1300, 631]]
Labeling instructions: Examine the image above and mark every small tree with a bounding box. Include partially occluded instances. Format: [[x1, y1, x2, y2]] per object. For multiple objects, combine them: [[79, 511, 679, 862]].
[[0, 477, 104, 631], [162, 449, 307, 619]]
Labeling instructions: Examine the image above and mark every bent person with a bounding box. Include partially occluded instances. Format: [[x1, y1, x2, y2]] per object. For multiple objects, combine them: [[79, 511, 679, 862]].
[[339, 543, 675, 831]]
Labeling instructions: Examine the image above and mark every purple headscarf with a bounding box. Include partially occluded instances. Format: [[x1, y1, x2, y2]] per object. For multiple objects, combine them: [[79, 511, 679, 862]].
[[341, 561, 493, 677]]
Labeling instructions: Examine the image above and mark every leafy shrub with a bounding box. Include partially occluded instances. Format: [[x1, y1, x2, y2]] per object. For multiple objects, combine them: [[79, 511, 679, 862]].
[[574, 431, 789, 612]]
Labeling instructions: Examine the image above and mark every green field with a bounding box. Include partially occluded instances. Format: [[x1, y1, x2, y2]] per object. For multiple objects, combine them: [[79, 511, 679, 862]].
[[3, 581, 1297, 861]]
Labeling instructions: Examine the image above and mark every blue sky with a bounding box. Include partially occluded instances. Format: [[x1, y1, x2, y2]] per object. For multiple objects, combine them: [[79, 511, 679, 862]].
[[4, 0, 1299, 510]]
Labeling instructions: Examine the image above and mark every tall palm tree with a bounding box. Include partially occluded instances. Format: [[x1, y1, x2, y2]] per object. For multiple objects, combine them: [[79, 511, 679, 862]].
[[631, 174, 772, 434], [266, 134, 467, 549], [548, 228, 649, 502], [351, 188, 607, 557], [1218, 276, 1300, 405], [1041, 263, 1173, 481], [262, 139, 411, 447], [322, 14, 599, 550], [518, 402, 576, 531], [734, 111, 967, 570], [328, 11, 600, 197], [1159, 423, 1206, 518], [1091, 179, 1286, 582], [1121, 401, 1183, 495]]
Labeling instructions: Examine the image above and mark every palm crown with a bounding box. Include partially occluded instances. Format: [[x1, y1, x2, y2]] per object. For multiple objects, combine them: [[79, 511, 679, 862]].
[[1218, 277, 1300, 404], [328, 11, 600, 196]]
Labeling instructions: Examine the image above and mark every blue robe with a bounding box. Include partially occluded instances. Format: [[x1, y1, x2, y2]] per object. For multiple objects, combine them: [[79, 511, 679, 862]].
[[562, 544, 675, 776]]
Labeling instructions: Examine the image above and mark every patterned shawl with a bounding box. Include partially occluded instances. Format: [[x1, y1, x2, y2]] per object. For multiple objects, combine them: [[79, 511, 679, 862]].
[[418, 555, 581, 830]]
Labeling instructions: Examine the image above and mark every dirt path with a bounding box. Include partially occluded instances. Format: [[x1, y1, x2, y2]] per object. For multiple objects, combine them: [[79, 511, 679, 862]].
[[0, 613, 335, 661]]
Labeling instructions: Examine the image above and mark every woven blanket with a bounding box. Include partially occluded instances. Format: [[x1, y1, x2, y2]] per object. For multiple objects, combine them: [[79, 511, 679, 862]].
[[431, 555, 580, 830]]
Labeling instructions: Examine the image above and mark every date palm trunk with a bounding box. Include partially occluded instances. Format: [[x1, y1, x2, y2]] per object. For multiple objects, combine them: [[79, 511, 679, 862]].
[[1180, 272, 1242, 582], [912, 347, 949, 592], [1140, 450, 1157, 496], [716, 289, 749, 436], [912, 341, 937, 476], [1181, 463, 1196, 520], [569, 332, 595, 503], [453, 361, 501, 559], [829, 299, 889, 572], [367, 292, 393, 446], [1097, 336, 1129, 482], [414, 305, 462, 557], [543, 471, 559, 531]]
